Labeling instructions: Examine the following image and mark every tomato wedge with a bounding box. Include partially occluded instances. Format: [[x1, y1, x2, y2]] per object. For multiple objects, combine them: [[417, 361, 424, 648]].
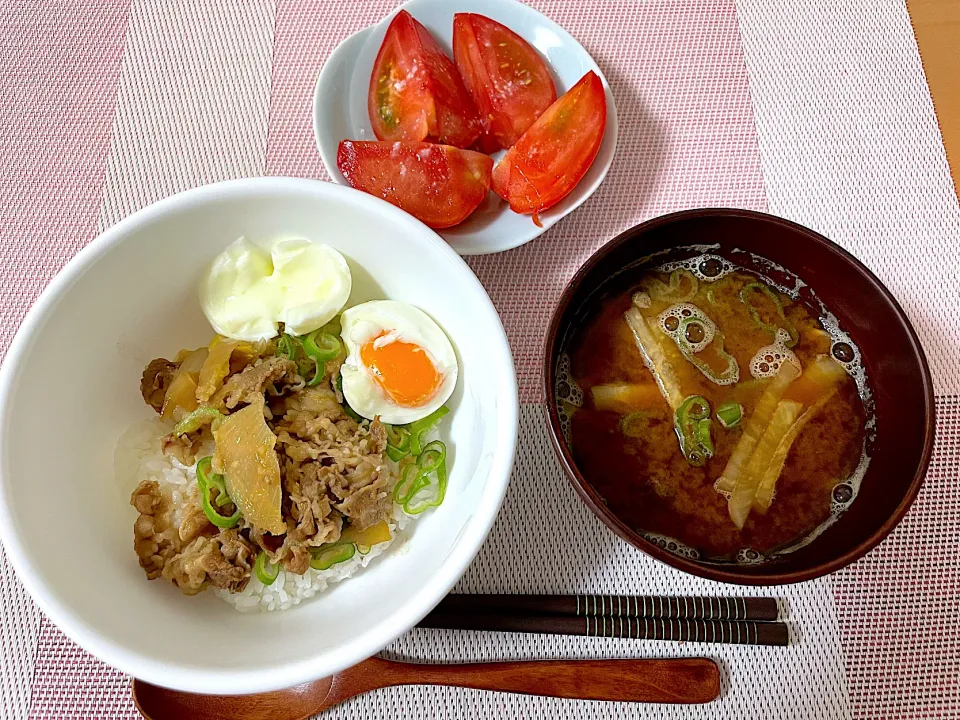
[[337, 141, 493, 228], [453, 13, 557, 150], [368, 10, 481, 148], [492, 71, 606, 219]]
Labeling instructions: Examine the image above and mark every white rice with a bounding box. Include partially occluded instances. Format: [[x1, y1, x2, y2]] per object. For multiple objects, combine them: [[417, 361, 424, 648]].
[[116, 417, 416, 613]]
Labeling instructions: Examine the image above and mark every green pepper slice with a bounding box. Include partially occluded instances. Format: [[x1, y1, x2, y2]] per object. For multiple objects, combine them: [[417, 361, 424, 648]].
[[302, 330, 342, 387], [303, 330, 341, 363], [196, 456, 242, 529], [254, 551, 279, 586], [417, 440, 446, 474], [310, 543, 356, 571], [407, 406, 450, 456], [404, 461, 448, 515], [385, 424, 412, 461]]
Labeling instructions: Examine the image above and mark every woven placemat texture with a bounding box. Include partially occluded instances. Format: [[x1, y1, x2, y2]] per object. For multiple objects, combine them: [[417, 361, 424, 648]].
[[737, 2, 960, 716], [1, 1, 958, 718]]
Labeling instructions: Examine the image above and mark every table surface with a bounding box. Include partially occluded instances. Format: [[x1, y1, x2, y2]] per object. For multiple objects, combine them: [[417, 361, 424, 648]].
[[1, 1, 958, 719]]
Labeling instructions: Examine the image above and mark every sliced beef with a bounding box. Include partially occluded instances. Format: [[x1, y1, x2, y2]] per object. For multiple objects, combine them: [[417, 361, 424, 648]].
[[131, 480, 253, 595], [209, 357, 299, 410], [160, 431, 207, 467], [273, 396, 393, 535], [132, 348, 401, 596], [161, 529, 257, 595], [140, 358, 179, 413], [250, 460, 343, 574], [131, 480, 181, 580], [179, 501, 215, 544]]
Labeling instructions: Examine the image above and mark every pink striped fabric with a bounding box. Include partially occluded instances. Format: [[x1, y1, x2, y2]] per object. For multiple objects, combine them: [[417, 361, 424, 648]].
[[0, 0, 132, 352], [0, 1, 957, 718], [0, 2, 132, 717]]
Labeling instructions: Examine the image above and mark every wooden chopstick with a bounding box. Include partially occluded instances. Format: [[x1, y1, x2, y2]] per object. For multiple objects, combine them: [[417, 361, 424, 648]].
[[419, 610, 790, 647], [434, 594, 780, 622]]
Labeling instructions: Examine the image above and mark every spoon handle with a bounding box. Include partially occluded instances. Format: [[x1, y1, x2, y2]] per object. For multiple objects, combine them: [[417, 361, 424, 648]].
[[332, 656, 720, 705]]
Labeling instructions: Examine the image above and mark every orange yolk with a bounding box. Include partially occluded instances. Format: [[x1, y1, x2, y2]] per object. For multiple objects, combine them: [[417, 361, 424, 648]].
[[360, 333, 442, 407]]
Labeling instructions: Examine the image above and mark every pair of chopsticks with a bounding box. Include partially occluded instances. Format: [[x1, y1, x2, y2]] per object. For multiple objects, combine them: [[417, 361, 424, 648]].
[[419, 594, 788, 647]]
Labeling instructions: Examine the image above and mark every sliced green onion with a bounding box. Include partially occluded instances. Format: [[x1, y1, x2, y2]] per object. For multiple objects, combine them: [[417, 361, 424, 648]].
[[276, 333, 300, 360], [277, 331, 327, 385], [385, 444, 409, 462], [385, 424, 412, 461], [385, 424, 409, 447], [740, 282, 798, 347], [198, 456, 230, 503], [404, 459, 447, 515], [393, 462, 425, 504], [417, 440, 446, 474], [254, 551, 279, 586], [678, 329, 740, 386], [674, 396, 714, 467], [196, 456, 215, 485], [694, 415, 715, 455], [301, 331, 341, 387], [399, 440, 449, 515], [407, 406, 450, 456], [173, 406, 223, 437], [717, 401, 744, 428], [383, 408, 449, 460], [404, 473, 432, 505], [310, 543, 356, 571], [305, 362, 325, 386], [303, 331, 341, 363], [388, 413, 450, 514], [196, 456, 241, 529], [679, 395, 710, 421]]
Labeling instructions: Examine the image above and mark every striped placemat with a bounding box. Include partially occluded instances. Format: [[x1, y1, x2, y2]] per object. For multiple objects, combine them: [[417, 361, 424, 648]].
[[0, 1, 957, 718]]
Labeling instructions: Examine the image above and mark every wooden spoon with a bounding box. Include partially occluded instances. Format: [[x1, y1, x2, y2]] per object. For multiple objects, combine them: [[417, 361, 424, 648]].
[[133, 655, 720, 719]]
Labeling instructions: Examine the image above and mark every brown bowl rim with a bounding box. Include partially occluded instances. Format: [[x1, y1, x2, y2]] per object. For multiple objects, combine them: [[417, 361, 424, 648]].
[[543, 208, 936, 585]]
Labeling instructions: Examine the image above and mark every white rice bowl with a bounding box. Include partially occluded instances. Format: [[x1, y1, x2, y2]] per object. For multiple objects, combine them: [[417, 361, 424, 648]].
[[0, 178, 517, 695]]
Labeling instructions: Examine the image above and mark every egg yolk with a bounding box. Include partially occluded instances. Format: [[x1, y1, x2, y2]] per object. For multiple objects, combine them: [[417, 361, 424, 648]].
[[360, 334, 442, 407]]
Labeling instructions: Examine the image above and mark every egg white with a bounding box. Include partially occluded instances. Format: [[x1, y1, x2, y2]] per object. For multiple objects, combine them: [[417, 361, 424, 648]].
[[200, 237, 352, 341], [339, 300, 458, 424]]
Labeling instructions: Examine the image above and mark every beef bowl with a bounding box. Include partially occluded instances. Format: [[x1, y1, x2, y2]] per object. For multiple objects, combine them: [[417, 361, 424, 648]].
[[0, 178, 517, 693], [544, 209, 934, 585]]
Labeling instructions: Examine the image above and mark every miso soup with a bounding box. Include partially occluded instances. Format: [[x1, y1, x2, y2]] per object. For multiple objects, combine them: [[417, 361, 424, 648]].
[[561, 253, 870, 562]]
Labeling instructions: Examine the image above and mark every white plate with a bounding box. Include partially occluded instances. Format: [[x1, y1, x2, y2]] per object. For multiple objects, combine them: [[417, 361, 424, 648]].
[[313, 0, 618, 255]]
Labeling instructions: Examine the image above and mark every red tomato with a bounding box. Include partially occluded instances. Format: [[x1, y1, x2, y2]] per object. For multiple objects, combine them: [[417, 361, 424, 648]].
[[368, 10, 481, 148], [337, 141, 493, 228], [453, 13, 557, 150], [492, 71, 606, 219]]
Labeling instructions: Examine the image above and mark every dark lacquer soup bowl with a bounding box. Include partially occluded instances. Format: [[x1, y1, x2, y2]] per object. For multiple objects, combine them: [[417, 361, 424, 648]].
[[544, 209, 935, 585]]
